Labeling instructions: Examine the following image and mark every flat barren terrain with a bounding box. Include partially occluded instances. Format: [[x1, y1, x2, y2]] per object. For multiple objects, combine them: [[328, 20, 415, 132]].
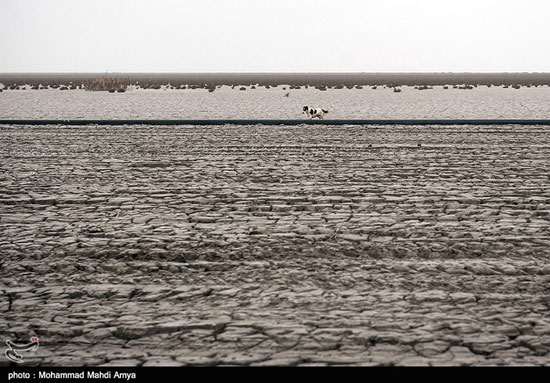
[[2, 86, 550, 120], [1, 124, 550, 366]]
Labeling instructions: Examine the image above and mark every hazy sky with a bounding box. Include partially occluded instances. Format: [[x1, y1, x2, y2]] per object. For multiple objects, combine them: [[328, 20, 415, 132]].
[[1, 0, 549, 72]]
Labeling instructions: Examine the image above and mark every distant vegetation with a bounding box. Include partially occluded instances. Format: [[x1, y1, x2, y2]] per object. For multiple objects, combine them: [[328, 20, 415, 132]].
[[1, 73, 549, 91], [82, 75, 130, 92]]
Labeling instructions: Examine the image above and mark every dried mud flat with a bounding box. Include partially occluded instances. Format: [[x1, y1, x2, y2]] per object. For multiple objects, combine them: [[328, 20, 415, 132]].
[[1, 124, 550, 366]]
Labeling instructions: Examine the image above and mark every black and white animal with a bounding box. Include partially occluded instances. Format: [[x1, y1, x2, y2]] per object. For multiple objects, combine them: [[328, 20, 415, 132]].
[[303, 106, 329, 119]]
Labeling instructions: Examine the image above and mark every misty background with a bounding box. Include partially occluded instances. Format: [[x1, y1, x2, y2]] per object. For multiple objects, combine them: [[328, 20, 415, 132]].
[[1, 0, 550, 73]]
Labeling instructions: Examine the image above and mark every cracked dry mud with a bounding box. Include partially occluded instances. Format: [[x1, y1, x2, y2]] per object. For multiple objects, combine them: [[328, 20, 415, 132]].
[[1, 124, 550, 366]]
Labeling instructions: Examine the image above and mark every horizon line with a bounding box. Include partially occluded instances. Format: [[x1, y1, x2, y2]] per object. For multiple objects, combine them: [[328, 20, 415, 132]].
[[2, 71, 550, 75]]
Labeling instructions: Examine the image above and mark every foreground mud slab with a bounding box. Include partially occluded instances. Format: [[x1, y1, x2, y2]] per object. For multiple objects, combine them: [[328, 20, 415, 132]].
[[1, 124, 550, 366]]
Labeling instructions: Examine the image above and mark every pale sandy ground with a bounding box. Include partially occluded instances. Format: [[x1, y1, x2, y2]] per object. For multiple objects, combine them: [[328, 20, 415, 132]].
[[1, 124, 549, 366], [1, 86, 550, 119]]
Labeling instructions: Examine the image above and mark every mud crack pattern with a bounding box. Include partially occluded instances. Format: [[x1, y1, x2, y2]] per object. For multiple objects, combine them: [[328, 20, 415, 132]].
[[1, 124, 550, 366]]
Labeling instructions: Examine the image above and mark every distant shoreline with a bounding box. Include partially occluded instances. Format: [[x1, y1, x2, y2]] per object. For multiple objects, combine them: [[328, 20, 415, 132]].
[[1, 73, 549, 90]]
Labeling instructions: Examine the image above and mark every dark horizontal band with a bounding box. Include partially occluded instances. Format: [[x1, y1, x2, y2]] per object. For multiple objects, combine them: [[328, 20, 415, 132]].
[[1, 119, 550, 126]]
